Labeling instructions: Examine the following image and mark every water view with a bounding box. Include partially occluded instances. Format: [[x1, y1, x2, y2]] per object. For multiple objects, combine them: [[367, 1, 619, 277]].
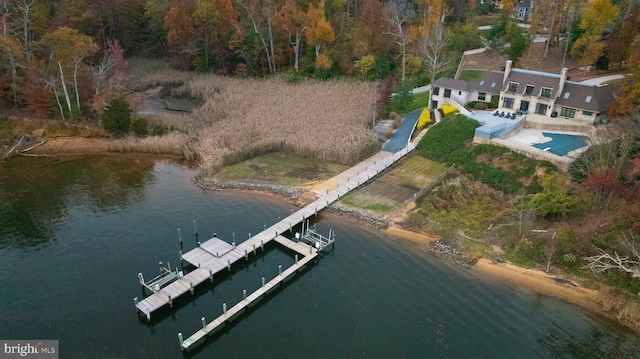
[[1, 155, 638, 358]]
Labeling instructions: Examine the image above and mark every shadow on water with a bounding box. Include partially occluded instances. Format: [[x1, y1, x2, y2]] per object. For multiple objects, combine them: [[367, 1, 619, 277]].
[[181, 256, 321, 358], [0, 155, 155, 249], [135, 240, 324, 328]]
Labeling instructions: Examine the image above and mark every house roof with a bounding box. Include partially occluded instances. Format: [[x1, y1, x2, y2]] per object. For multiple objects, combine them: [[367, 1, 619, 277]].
[[432, 78, 470, 91], [555, 82, 618, 112], [503, 69, 562, 98], [468, 72, 504, 95]]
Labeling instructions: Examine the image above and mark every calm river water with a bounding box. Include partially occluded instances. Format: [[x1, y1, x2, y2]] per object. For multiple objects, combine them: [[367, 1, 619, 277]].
[[1, 155, 639, 358]]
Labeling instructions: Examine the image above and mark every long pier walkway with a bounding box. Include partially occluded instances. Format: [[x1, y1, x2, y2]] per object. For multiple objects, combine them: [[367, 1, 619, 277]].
[[134, 145, 415, 350]]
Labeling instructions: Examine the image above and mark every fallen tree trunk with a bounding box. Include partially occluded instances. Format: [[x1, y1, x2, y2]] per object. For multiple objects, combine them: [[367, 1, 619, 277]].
[[19, 140, 46, 154], [2, 135, 26, 160]]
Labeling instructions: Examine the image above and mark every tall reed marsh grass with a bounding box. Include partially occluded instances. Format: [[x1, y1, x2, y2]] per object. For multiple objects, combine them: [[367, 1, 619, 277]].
[[129, 73, 379, 173]]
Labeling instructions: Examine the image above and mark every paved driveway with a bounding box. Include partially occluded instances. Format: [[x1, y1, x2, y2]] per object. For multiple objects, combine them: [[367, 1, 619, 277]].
[[580, 74, 625, 85], [383, 107, 422, 153]]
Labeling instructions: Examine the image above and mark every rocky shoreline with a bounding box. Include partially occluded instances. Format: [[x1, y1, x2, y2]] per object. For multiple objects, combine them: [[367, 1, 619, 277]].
[[194, 177, 390, 229], [195, 177, 483, 269], [427, 238, 478, 269]]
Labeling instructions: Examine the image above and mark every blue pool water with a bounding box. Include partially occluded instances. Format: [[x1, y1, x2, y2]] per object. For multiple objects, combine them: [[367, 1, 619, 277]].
[[533, 132, 588, 156]]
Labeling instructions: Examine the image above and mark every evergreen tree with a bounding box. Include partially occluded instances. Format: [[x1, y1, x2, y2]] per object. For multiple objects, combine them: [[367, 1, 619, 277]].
[[103, 97, 131, 136]]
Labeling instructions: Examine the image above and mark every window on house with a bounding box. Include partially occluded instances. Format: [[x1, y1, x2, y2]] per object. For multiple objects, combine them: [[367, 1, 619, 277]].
[[444, 89, 451, 98], [433, 87, 440, 95], [479, 80, 485, 86], [519, 100, 529, 112], [503, 97, 514, 109], [535, 103, 548, 115], [491, 82, 496, 88], [583, 110, 593, 116], [508, 82, 518, 92], [541, 87, 552, 97], [586, 96, 592, 103], [525, 85, 534, 95], [560, 107, 576, 118], [563, 92, 570, 99], [478, 92, 486, 101]]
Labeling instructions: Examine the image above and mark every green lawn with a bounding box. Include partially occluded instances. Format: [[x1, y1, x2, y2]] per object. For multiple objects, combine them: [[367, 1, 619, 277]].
[[406, 91, 430, 113], [213, 152, 348, 186], [338, 155, 448, 213], [458, 70, 485, 82]]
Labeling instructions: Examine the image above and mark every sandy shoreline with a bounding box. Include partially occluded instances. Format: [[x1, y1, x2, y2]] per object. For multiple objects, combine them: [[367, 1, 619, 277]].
[[385, 221, 638, 331]]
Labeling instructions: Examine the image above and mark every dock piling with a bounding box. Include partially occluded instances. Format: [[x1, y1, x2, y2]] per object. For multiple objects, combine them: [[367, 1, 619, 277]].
[[261, 240, 264, 251], [201, 317, 206, 329], [193, 220, 198, 242], [179, 250, 183, 261], [243, 289, 247, 300], [253, 244, 256, 255], [227, 259, 231, 271], [278, 264, 282, 276], [209, 269, 213, 283], [223, 303, 227, 315], [168, 295, 173, 308], [178, 333, 184, 349], [295, 255, 298, 264], [134, 297, 138, 305], [244, 249, 248, 260], [178, 228, 182, 245], [262, 277, 265, 288], [190, 282, 194, 295]]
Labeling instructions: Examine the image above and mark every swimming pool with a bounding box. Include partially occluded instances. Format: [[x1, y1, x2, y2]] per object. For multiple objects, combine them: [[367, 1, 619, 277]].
[[532, 132, 588, 156]]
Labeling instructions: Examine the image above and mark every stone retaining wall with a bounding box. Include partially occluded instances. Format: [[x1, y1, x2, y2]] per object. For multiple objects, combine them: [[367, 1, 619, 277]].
[[194, 177, 389, 229]]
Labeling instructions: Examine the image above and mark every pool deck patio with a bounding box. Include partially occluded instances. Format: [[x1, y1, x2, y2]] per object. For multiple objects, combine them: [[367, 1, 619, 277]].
[[468, 110, 594, 171]]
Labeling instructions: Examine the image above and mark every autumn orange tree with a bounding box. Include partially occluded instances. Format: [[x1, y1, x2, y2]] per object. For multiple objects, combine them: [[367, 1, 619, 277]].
[[607, 9, 640, 70], [273, 0, 308, 72], [306, 1, 335, 71], [610, 34, 640, 117], [164, 3, 196, 70]]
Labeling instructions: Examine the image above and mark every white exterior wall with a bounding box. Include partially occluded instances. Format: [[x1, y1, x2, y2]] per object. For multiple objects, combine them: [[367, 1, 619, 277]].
[[451, 90, 470, 105], [553, 106, 597, 124]]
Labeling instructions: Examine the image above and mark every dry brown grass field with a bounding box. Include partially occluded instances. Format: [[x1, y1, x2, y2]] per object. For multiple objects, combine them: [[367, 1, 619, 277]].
[[136, 71, 379, 173]]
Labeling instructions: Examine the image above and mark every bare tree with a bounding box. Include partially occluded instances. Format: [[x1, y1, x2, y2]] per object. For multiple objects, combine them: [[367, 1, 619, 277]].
[[237, 0, 277, 74], [542, 232, 558, 273], [510, 194, 538, 239], [384, 0, 414, 82], [419, 9, 452, 86], [584, 234, 640, 278], [14, 0, 33, 62], [1, 0, 22, 108], [45, 77, 66, 120]]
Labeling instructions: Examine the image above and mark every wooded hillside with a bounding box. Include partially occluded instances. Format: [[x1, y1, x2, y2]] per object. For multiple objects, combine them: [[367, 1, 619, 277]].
[[0, 0, 639, 120]]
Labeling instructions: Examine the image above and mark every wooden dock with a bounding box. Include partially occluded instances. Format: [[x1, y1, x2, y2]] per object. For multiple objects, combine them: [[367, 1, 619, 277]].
[[179, 236, 318, 350], [133, 147, 415, 348]]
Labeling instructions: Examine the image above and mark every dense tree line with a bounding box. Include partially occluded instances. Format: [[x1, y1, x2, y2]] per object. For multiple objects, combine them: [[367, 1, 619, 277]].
[[0, 0, 639, 120]]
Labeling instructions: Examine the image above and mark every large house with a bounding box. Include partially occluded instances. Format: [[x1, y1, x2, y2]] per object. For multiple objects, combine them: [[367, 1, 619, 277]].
[[429, 60, 617, 125]]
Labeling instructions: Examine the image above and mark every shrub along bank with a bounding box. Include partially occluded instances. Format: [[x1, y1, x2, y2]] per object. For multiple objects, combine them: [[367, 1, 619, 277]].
[[412, 114, 640, 326]]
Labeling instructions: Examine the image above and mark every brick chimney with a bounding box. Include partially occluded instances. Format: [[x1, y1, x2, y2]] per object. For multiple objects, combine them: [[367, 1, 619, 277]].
[[558, 67, 568, 97], [502, 60, 512, 86]]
